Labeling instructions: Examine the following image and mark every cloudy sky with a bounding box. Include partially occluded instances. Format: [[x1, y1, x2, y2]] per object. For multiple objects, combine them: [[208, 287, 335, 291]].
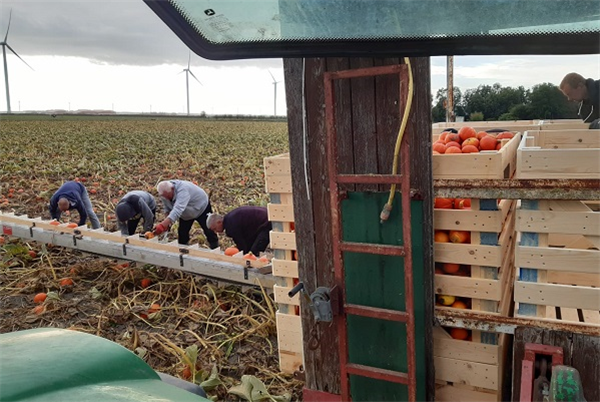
[[0, 0, 598, 115]]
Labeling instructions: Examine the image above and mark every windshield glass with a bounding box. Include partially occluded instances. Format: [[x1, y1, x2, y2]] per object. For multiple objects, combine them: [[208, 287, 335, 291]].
[[145, 0, 600, 58], [167, 0, 598, 43]]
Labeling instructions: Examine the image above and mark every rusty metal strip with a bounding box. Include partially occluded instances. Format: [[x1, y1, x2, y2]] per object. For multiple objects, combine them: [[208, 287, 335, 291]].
[[339, 241, 405, 256], [346, 363, 409, 385], [344, 304, 409, 322], [434, 178, 600, 200], [324, 68, 351, 401], [326, 64, 406, 80], [435, 308, 600, 337], [337, 174, 404, 184]]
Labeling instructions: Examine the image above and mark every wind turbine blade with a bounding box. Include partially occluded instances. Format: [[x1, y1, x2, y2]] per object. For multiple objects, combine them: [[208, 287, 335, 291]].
[[4, 9, 12, 42], [268, 69, 276, 82], [6, 44, 34, 71], [177, 69, 185, 75], [187, 51, 191, 69], [189, 70, 203, 86]]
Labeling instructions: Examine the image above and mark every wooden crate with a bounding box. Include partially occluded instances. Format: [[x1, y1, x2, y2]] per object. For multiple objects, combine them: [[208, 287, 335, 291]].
[[432, 132, 521, 179], [434, 198, 516, 400], [516, 129, 600, 179], [514, 199, 600, 326], [435, 199, 516, 317], [434, 326, 510, 402], [264, 153, 304, 374]]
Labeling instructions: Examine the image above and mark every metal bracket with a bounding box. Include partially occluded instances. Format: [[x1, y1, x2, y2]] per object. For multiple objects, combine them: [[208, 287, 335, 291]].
[[122, 243, 127, 256], [243, 260, 251, 280], [288, 282, 334, 323], [179, 254, 184, 267]]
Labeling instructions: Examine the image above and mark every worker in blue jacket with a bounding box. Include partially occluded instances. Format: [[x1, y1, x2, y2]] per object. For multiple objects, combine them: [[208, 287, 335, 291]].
[[48, 181, 101, 229]]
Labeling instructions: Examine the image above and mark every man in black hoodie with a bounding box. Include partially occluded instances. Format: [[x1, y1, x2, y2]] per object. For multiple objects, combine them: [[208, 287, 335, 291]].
[[559, 72, 600, 128]]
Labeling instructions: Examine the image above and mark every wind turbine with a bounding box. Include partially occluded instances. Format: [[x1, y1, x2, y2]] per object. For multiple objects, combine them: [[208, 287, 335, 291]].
[[1, 10, 34, 114], [268, 70, 281, 116], [179, 52, 202, 116]]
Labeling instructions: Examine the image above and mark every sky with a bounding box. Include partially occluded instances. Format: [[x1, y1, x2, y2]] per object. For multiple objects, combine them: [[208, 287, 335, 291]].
[[0, 0, 598, 115]]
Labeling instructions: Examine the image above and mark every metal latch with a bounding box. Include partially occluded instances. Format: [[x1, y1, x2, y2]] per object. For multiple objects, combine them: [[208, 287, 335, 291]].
[[288, 282, 335, 323]]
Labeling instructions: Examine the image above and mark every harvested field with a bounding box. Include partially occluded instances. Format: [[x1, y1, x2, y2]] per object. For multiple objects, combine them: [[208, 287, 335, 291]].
[[0, 116, 302, 401]]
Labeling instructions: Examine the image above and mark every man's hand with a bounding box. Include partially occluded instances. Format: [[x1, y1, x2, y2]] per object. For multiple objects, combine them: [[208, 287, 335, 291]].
[[154, 218, 172, 235]]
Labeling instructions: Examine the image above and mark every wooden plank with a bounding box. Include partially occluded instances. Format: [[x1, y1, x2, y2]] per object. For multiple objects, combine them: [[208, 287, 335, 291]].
[[278, 350, 303, 374], [582, 310, 600, 324], [547, 271, 600, 287], [0, 212, 35, 226], [433, 336, 499, 365], [517, 209, 600, 236], [435, 385, 496, 402], [263, 153, 291, 176], [434, 208, 504, 232], [514, 282, 600, 311], [285, 57, 338, 392], [276, 311, 303, 352], [434, 243, 502, 267], [267, 203, 295, 222], [517, 247, 600, 274], [349, 57, 378, 192], [272, 259, 299, 278], [434, 356, 498, 390], [274, 284, 300, 306], [265, 174, 292, 194], [78, 228, 127, 243], [559, 307, 581, 323], [435, 274, 501, 301], [270, 231, 297, 251]]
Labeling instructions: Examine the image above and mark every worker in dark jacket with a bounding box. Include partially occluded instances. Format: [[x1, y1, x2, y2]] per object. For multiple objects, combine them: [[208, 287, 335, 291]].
[[48, 181, 101, 229], [115, 191, 156, 235], [206, 206, 272, 256], [559, 72, 600, 127]]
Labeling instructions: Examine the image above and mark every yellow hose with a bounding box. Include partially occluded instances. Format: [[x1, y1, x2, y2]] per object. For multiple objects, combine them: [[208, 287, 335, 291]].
[[380, 57, 414, 223]]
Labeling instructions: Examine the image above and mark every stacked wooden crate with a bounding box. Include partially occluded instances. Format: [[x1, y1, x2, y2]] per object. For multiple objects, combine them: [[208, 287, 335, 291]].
[[514, 130, 600, 326], [263, 153, 303, 374], [433, 132, 521, 401]]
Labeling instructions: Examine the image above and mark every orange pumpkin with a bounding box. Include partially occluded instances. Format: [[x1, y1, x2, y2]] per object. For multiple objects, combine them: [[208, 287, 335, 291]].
[[434, 198, 453, 209], [225, 247, 239, 256], [461, 145, 480, 153], [479, 135, 498, 151], [449, 230, 470, 244], [458, 126, 477, 142]]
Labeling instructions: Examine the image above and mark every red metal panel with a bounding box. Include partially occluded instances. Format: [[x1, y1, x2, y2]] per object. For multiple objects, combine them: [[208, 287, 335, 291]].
[[520, 360, 535, 402], [339, 241, 405, 256], [337, 174, 405, 184], [303, 388, 343, 402], [346, 363, 409, 385], [524, 342, 564, 366], [345, 304, 409, 322], [324, 64, 351, 402]]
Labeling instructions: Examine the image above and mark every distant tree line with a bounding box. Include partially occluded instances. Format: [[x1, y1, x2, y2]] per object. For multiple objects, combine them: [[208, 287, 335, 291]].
[[432, 82, 579, 122]]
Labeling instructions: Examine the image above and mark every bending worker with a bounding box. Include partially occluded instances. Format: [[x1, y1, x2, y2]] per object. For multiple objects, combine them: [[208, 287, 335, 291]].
[[155, 180, 219, 248], [48, 180, 101, 229], [559, 72, 600, 128], [115, 190, 156, 236], [207, 206, 272, 256]]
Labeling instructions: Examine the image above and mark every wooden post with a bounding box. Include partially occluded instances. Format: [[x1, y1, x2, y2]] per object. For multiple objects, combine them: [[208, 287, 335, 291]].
[[283, 57, 434, 400]]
